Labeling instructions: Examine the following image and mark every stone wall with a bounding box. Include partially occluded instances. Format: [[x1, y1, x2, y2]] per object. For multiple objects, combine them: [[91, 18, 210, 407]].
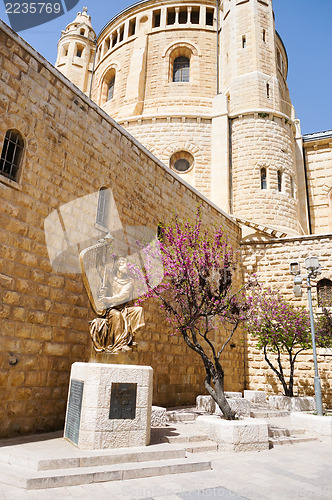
[[241, 234, 332, 405], [120, 117, 212, 198], [0, 21, 244, 438], [303, 137, 332, 234]]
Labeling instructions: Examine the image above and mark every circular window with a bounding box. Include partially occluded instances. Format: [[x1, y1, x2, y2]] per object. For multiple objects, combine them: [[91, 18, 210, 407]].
[[170, 151, 194, 173], [174, 158, 190, 172]]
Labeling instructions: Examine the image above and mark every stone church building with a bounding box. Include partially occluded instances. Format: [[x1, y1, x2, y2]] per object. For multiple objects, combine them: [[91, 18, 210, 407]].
[[0, 0, 331, 437]]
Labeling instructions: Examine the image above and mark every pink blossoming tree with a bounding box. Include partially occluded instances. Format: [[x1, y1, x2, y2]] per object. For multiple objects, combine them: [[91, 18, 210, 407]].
[[246, 289, 312, 397], [135, 209, 251, 420]]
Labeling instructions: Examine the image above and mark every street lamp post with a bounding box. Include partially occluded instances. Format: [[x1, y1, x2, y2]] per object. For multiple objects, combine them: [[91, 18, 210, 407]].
[[290, 256, 323, 416]]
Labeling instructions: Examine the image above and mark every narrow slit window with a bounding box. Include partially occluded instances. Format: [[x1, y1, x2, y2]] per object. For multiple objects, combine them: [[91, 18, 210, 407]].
[[277, 170, 282, 192], [266, 83, 270, 98], [290, 175, 294, 198], [263, 29, 266, 42], [191, 7, 199, 24], [153, 10, 161, 28], [173, 56, 190, 82], [167, 8, 175, 25], [96, 188, 109, 227], [107, 76, 115, 101], [129, 18, 136, 36], [277, 49, 281, 68], [206, 8, 214, 26], [260, 168, 267, 190], [242, 35, 246, 48], [179, 8, 187, 24]]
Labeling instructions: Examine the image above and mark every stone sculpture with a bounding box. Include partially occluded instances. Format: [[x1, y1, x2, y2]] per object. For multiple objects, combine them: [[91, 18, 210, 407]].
[[80, 236, 145, 354]]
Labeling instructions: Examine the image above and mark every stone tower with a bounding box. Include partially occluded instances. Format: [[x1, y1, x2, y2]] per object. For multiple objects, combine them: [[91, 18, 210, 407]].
[[55, 7, 96, 95], [56, 0, 310, 235], [214, 0, 309, 234]]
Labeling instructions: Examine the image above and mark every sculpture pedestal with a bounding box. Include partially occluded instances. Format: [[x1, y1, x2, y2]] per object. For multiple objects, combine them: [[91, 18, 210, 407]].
[[64, 362, 153, 449]]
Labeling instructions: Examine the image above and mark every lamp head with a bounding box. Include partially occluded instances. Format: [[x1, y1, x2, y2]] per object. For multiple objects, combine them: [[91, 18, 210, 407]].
[[304, 255, 320, 273]]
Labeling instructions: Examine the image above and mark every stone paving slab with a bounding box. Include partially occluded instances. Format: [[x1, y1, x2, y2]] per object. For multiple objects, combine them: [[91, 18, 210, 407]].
[[0, 442, 331, 499]]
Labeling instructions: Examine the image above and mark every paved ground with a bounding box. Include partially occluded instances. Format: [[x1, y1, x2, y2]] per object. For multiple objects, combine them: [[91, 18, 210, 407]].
[[0, 439, 331, 500]]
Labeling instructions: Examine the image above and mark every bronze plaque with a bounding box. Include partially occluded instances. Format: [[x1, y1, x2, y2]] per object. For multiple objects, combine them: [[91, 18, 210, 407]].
[[64, 379, 84, 445], [109, 383, 137, 419]]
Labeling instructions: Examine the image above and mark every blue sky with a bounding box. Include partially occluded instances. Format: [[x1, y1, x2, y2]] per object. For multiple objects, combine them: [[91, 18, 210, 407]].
[[0, 0, 331, 134]]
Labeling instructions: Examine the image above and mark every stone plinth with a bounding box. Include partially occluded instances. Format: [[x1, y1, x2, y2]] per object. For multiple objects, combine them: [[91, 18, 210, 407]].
[[225, 392, 243, 399], [196, 415, 269, 451], [64, 363, 153, 449], [269, 396, 315, 412], [215, 399, 250, 418], [196, 395, 216, 413], [244, 390, 266, 404], [151, 406, 167, 427]]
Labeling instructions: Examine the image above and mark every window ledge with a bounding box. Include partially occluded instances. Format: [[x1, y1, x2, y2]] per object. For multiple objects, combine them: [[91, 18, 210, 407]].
[[0, 174, 22, 191]]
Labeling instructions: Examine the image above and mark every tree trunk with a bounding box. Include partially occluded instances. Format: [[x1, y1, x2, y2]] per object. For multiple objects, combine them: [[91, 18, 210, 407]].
[[204, 368, 235, 420]]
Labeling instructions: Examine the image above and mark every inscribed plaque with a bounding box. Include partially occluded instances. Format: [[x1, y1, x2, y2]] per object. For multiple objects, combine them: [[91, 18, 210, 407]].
[[64, 379, 84, 445], [109, 382, 137, 419]]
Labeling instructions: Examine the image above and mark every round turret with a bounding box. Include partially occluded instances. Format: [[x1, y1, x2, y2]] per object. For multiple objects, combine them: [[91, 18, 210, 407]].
[[56, 7, 96, 95], [58, 0, 309, 236]]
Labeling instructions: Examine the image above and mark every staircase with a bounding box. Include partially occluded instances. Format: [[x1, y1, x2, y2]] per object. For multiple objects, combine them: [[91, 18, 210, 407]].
[[0, 430, 211, 490], [248, 403, 319, 448]]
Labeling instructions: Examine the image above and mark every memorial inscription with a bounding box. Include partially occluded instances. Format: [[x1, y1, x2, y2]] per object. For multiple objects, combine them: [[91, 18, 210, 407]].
[[64, 379, 84, 445], [109, 382, 137, 419]]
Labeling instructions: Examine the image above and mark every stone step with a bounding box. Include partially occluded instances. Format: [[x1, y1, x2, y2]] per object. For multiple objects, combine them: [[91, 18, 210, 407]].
[[185, 441, 218, 453], [167, 411, 197, 422], [0, 442, 187, 471], [0, 456, 211, 490], [250, 409, 290, 418], [163, 434, 209, 444], [268, 426, 306, 438], [269, 435, 319, 448]]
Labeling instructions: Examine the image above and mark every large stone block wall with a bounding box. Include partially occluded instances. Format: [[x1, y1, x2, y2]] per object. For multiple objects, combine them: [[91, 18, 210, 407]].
[[120, 117, 212, 198], [241, 234, 332, 405], [231, 114, 299, 233], [0, 21, 244, 438], [304, 139, 332, 234]]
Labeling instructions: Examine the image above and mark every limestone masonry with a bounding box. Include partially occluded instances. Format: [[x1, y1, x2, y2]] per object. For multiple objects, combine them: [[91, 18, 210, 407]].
[[0, 0, 331, 438]]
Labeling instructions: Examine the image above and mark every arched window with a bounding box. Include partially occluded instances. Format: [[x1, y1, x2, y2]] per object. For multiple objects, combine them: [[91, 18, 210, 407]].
[[108, 77, 115, 101], [277, 170, 282, 192], [96, 187, 109, 227], [173, 56, 190, 82], [260, 168, 267, 190], [0, 129, 24, 182], [317, 279, 332, 308]]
